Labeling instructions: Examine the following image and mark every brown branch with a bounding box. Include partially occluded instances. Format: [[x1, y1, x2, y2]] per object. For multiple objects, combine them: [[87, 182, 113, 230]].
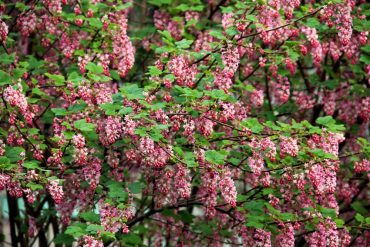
[[208, 0, 227, 20]]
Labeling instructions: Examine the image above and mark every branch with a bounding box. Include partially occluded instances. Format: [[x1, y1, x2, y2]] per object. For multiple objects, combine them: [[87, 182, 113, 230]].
[[208, 0, 227, 20]]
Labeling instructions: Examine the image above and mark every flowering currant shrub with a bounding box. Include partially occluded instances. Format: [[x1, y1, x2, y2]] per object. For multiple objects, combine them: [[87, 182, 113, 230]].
[[0, 0, 369, 246]]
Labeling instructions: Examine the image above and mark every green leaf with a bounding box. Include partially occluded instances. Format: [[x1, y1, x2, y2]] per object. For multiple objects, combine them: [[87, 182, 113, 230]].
[[360, 45, 370, 53], [65, 225, 86, 238], [100, 103, 121, 115], [335, 219, 345, 228], [204, 90, 229, 100], [148, 66, 162, 77], [23, 161, 40, 169], [110, 70, 120, 80], [175, 39, 194, 49], [86, 224, 104, 234], [366, 217, 370, 225], [205, 150, 226, 165], [184, 152, 198, 168], [242, 118, 264, 133], [68, 71, 84, 83], [51, 108, 69, 117], [121, 232, 142, 244], [175, 4, 190, 11], [89, 18, 103, 29], [0, 70, 12, 85], [0, 53, 15, 65], [178, 210, 194, 224], [306, 18, 320, 28], [316, 116, 335, 126], [355, 213, 365, 223], [244, 201, 265, 213], [26, 182, 43, 190], [69, 103, 87, 113], [45, 73, 65, 86], [245, 15, 258, 22], [360, 53, 370, 64], [15, 2, 29, 11], [74, 119, 96, 132], [318, 207, 337, 219], [158, 30, 174, 43], [5, 146, 25, 162], [197, 223, 213, 235], [116, 2, 133, 10], [148, 0, 171, 7], [209, 30, 226, 40], [101, 231, 116, 241], [120, 84, 145, 100], [315, 116, 345, 131], [128, 182, 145, 194], [107, 181, 128, 201], [80, 211, 100, 224], [310, 149, 337, 160], [54, 233, 74, 245], [86, 62, 104, 74], [246, 215, 264, 228]]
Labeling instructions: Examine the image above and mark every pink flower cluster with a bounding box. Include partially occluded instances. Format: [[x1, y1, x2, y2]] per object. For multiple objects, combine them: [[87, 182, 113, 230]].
[[271, 76, 290, 105], [221, 46, 240, 77], [97, 116, 122, 146], [279, 136, 299, 158], [17, 13, 36, 37], [99, 200, 134, 234], [219, 169, 237, 207], [4, 85, 28, 114], [138, 137, 172, 168], [168, 55, 197, 87], [47, 180, 63, 204], [0, 20, 8, 43], [354, 159, 369, 173], [112, 14, 135, 77], [81, 235, 104, 247]]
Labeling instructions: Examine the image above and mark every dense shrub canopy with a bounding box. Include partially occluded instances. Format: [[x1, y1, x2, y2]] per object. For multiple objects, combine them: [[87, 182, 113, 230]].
[[0, 0, 369, 246]]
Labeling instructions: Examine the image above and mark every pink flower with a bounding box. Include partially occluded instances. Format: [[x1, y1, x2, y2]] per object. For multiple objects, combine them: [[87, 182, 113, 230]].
[[354, 159, 369, 173], [0, 20, 8, 43], [47, 180, 63, 204], [4, 85, 28, 115], [280, 136, 299, 158], [219, 169, 237, 207], [81, 235, 104, 247]]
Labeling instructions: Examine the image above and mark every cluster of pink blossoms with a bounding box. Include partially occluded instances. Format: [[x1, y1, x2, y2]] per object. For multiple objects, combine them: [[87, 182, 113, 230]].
[[4, 85, 28, 114], [98, 199, 134, 234], [42, 0, 62, 14], [275, 223, 295, 247], [47, 180, 63, 204], [112, 14, 135, 77], [72, 134, 88, 165], [4, 84, 35, 124], [0, 19, 7, 43], [17, 13, 37, 37], [219, 168, 237, 207], [270, 76, 290, 105], [221, 46, 240, 77], [354, 159, 369, 174], [97, 116, 123, 146], [168, 55, 197, 87], [279, 136, 299, 158], [81, 235, 103, 247]]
